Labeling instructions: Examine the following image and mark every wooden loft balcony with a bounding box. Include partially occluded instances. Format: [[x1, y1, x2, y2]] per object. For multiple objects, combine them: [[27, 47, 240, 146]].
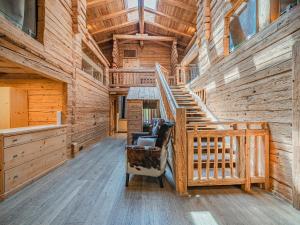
[[0, 0, 300, 224]]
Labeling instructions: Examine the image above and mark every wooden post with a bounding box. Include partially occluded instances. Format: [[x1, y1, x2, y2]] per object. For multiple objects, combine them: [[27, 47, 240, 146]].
[[171, 40, 178, 78], [175, 108, 187, 195], [292, 41, 300, 209]]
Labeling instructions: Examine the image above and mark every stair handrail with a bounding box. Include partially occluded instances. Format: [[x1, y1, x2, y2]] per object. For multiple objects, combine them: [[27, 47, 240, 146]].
[[155, 63, 179, 118]]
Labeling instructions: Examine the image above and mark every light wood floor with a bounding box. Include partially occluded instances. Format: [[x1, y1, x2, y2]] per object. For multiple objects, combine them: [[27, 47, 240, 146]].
[[1, 134, 300, 225]]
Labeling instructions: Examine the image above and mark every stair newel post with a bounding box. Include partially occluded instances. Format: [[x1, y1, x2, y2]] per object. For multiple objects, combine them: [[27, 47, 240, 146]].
[[175, 107, 188, 195]]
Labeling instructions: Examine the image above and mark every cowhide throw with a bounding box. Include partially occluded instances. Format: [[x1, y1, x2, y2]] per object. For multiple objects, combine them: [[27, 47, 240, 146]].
[[126, 146, 161, 170]]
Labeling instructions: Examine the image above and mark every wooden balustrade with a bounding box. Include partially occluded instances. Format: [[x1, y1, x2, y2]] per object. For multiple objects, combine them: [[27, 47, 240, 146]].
[[109, 68, 156, 89], [186, 122, 269, 191]]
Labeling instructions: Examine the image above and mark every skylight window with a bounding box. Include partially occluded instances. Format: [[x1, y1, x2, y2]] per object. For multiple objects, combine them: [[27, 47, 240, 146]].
[[127, 0, 138, 8], [145, 0, 157, 9], [126, 0, 157, 10]]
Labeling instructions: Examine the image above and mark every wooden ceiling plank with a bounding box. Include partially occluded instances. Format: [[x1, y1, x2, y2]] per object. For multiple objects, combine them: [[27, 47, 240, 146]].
[[91, 21, 138, 35], [144, 7, 195, 27], [88, 7, 138, 23], [87, 0, 115, 9], [160, 0, 197, 13], [145, 21, 193, 38]]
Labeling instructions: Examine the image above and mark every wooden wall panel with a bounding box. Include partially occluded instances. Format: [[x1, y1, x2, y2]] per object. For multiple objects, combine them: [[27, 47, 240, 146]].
[[119, 42, 171, 70], [0, 75, 65, 126], [72, 70, 110, 148], [191, 2, 300, 202]]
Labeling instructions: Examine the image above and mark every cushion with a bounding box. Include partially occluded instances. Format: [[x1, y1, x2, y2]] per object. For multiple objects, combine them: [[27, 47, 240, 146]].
[[155, 122, 174, 148], [137, 137, 157, 147]]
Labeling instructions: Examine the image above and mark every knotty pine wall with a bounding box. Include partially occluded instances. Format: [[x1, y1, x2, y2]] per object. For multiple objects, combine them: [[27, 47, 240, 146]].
[[0, 0, 110, 156], [190, 2, 300, 202]]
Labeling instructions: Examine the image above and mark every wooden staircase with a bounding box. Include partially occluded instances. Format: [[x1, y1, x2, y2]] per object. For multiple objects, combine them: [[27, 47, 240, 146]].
[[170, 85, 216, 131]]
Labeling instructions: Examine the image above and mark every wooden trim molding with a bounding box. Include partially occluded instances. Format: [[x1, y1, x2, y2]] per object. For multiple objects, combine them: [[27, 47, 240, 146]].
[[292, 40, 300, 210]]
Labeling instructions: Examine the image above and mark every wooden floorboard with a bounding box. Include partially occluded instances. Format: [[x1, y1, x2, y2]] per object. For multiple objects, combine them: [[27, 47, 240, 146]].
[[0, 134, 300, 225]]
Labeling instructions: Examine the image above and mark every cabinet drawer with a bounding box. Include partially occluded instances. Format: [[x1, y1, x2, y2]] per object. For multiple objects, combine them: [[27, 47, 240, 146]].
[[4, 128, 67, 148], [4, 134, 66, 170], [4, 148, 65, 193]]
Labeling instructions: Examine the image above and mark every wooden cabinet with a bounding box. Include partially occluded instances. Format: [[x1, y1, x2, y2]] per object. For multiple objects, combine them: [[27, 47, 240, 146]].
[[0, 125, 67, 199], [0, 87, 28, 129]]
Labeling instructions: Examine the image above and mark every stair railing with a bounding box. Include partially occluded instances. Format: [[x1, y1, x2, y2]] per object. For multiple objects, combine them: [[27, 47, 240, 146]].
[[155, 63, 188, 195], [186, 121, 270, 191]]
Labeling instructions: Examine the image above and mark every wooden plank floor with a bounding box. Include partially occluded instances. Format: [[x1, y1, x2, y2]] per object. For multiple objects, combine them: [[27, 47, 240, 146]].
[[0, 134, 300, 225]]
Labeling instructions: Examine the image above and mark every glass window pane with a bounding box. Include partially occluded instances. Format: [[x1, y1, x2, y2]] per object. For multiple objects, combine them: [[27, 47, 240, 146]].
[[229, 0, 257, 52]]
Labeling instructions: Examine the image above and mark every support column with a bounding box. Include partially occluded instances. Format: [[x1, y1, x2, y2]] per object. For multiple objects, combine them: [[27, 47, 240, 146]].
[[112, 39, 119, 85], [292, 41, 300, 209], [171, 40, 178, 81]]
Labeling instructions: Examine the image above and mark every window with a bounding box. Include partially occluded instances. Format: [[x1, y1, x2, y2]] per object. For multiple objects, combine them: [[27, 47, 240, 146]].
[[124, 49, 137, 58], [229, 0, 257, 52], [0, 0, 37, 38]]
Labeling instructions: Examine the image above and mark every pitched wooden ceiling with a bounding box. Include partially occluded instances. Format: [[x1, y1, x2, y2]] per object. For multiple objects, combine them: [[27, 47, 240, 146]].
[[86, 0, 197, 51]]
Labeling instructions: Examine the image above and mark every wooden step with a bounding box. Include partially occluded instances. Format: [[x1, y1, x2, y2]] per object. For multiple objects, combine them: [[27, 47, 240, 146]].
[[186, 112, 206, 116], [187, 117, 211, 122]]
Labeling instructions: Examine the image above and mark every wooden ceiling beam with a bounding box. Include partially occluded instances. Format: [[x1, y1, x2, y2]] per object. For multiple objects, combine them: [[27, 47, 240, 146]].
[[138, 0, 145, 47], [160, 0, 197, 13], [88, 7, 137, 23], [113, 34, 176, 42], [96, 30, 138, 44], [146, 31, 188, 47], [184, 33, 197, 56], [144, 7, 195, 27], [145, 21, 193, 38], [91, 21, 138, 35]]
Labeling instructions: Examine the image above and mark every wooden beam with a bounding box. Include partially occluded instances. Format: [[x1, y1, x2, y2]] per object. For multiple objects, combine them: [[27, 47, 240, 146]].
[[88, 7, 137, 23], [293, 40, 300, 210], [138, 0, 145, 47], [87, 0, 115, 9], [184, 33, 197, 56], [91, 21, 138, 35], [161, 0, 197, 13], [145, 21, 193, 38], [113, 34, 176, 42], [144, 7, 195, 27], [146, 31, 188, 47], [96, 30, 138, 44], [109, 68, 155, 73]]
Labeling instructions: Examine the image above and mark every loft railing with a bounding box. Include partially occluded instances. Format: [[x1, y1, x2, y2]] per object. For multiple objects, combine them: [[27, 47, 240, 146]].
[[175, 64, 199, 85], [155, 63, 188, 194], [109, 68, 156, 89], [186, 122, 270, 191]]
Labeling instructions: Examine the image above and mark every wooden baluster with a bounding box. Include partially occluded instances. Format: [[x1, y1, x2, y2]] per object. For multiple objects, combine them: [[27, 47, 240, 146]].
[[206, 137, 210, 179], [198, 135, 202, 181], [264, 130, 270, 190], [230, 136, 234, 177], [222, 136, 226, 178], [254, 135, 259, 177], [214, 137, 218, 178], [244, 131, 251, 191], [187, 133, 194, 184]]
